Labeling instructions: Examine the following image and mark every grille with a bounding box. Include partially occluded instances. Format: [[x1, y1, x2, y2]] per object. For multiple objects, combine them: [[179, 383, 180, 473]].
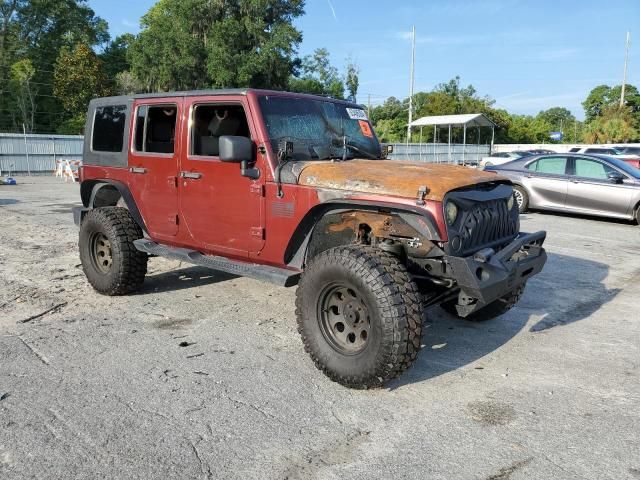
[[458, 199, 518, 254]]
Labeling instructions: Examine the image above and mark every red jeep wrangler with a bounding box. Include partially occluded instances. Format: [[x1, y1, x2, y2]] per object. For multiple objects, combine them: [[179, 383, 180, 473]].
[[74, 89, 547, 388]]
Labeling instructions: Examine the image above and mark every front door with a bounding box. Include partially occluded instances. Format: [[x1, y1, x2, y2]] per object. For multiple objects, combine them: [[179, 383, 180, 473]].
[[178, 97, 264, 258], [524, 156, 569, 209], [565, 157, 634, 217], [128, 99, 182, 241]]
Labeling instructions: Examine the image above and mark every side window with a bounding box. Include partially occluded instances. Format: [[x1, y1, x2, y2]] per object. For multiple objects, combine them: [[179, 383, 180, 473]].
[[569, 148, 580, 152], [574, 158, 616, 180], [527, 156, 567, 175], [133, 104, 177, 154], [190, 104, 250, 157], [92, 105, 127, 152]]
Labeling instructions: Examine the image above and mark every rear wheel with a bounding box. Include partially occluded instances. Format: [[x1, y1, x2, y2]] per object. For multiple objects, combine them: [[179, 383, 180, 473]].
[[296, 245, 424, 388], [513, 185, 529, 213], [635, 206, 640, 225], [79, 207, 147, 295], [441, 285, 525, 322]]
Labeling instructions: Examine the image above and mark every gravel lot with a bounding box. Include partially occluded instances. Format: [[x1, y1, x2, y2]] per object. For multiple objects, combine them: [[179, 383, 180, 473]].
[[1, 177, 639, 480]]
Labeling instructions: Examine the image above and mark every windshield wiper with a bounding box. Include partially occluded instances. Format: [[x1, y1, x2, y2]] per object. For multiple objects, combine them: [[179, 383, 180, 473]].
[[344, 141, 379, 160], [331, 135, 379, 160]]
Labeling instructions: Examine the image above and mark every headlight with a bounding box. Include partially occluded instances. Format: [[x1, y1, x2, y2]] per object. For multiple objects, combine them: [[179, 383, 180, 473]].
[[445, 201, 458, 226], [507, 193, 515, 210]]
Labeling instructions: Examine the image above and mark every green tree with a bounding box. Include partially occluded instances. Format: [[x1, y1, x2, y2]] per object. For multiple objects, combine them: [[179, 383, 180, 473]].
[[128, 0, 304, 92], [583, 84, 640, 124], [289, 48, 345, 98], [536, 107, 575, 131], [583, 106, 639, 143], [0, 0, 108, 132], [53, 43, 110, 132], [100, 33, 135, 82], [9, 58, 36, 131], [345, 57, 359, 102]]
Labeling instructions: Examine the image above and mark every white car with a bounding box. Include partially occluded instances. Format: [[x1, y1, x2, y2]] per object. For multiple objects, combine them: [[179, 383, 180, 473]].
[[479, 151, 529, 168], [568, 146, 639, 161]]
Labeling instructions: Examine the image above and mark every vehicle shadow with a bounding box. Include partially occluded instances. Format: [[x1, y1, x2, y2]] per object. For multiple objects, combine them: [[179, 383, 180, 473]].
[[524, 209, 635, 226], [0, 198, 19, 206], [138, 266, 239, 294], [390, 251, 622, 388]]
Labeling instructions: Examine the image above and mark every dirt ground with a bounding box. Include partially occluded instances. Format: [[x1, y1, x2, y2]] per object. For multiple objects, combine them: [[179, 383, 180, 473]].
[[1, 177, 639, 480]]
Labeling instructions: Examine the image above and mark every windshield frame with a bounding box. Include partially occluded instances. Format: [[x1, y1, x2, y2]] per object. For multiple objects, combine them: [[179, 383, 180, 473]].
[[255, 93, 382, 165]]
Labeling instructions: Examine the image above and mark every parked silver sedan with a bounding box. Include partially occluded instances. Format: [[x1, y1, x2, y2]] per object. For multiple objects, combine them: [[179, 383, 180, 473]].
[[484, 153, 640, 224]]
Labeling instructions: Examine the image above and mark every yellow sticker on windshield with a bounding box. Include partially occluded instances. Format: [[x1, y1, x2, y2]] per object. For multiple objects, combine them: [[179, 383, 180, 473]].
[[359, 120, 373, 138]]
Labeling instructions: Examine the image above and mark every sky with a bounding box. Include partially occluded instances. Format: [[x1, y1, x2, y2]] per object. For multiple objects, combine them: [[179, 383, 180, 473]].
[[88, 0, 640, 120]]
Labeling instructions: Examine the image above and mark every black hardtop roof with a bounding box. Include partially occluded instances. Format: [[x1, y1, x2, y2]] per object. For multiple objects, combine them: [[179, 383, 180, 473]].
[[89, 88, 362, 106]]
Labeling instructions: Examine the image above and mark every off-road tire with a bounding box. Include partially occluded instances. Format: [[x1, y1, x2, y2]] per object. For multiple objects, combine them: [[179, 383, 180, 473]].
[[441, 284, 525, 322], [513, 185, 529, 213], [79, 207, 147, 295], [295, 245, 424, 389]]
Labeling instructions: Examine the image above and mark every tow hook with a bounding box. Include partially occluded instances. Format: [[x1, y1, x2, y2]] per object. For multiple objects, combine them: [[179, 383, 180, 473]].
[[473, 248, 495, 263]]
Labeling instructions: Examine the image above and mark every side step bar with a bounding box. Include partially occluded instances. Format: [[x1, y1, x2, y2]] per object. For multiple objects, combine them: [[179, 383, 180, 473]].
[[133, 239, 301, 287]]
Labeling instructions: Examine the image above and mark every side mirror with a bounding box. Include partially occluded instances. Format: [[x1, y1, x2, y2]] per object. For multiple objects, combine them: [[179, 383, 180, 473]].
[[219, 136, 259, 180], [219, 136, 253, 163], [607, 171, 624, 184]]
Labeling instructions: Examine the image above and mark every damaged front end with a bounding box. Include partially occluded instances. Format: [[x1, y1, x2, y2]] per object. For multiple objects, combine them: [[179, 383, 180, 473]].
[[302, 181, 547, 318]]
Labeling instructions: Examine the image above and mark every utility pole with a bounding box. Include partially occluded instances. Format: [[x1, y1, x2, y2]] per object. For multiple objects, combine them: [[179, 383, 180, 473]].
[[367, 94, 371, 119], [23, 123, 31, 176], [620, 31, 631, 108], [407, 25, 416, 144]]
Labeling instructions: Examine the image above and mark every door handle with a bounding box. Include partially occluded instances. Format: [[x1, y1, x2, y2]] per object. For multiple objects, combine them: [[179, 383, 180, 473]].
[[571, 180, 580, 184], [129, 167, 147, 174], [180, 171, 202, 180]]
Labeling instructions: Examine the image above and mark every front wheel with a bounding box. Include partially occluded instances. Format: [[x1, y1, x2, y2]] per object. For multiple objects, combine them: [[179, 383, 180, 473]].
[[513, 185, 529, 213], [79, 207, 148, 295], [441, 284, 525, 322], [296, 246, 424, 388]]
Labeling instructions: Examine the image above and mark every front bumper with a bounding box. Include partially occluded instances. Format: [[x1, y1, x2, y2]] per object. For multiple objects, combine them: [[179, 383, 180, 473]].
[[445, 231, 547, 316]]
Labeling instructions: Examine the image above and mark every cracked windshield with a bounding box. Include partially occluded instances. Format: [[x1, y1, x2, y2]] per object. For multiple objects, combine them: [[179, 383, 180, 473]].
[[258, 95, 382, 161]]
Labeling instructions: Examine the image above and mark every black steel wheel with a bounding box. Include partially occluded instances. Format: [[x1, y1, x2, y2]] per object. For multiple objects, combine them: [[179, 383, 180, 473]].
[[296, 245, 424, 389], [79, 207, 147, 295], [90, 232, 113, 274], [318, 283, 372, 355]]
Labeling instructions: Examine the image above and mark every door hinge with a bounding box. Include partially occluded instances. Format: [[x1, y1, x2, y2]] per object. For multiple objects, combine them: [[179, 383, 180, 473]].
[[250, 183, 265, 196], [250, 227, 264, 239]]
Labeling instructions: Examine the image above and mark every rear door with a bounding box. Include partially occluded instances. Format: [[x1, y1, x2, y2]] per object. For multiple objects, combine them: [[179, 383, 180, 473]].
[[565, 157, 634, 217], [178, 96, 264, 258], [522, 156, 569, 209], [128, 99, 182, 240]]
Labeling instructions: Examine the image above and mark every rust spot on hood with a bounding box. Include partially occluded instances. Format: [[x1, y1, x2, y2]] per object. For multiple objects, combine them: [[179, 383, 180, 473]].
[[298, 160, 507, 201]]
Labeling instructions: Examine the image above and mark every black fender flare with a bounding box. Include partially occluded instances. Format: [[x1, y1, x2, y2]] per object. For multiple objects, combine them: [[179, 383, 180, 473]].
[[80, 179, 148, 233], [284, 199, 443, 268]]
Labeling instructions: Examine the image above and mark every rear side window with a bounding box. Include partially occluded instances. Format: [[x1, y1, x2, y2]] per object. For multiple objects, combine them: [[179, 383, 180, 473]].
[[92, 105, 127, 152], [569, 148, 580, 152], [133, 104, 178, 154], [527, 157, 567, 174]]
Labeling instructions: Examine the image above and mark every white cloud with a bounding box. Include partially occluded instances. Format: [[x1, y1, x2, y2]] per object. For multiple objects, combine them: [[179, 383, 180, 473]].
[[122, 18, 138, 28], [326, 0, 337, 21]]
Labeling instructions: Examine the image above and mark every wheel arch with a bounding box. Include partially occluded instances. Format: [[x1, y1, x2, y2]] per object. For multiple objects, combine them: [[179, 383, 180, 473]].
[[284, 200, 443, 269], [80, 179, 148, 233]]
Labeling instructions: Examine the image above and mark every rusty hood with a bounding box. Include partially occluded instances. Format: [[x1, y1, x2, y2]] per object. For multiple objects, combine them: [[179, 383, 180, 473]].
[[297, 159, 507, 201]]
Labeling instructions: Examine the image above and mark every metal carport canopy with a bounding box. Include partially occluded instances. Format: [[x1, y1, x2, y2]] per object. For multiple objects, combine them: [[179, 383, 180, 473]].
[[409, 113, 496, 128], [407, 113, 496, 164]]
